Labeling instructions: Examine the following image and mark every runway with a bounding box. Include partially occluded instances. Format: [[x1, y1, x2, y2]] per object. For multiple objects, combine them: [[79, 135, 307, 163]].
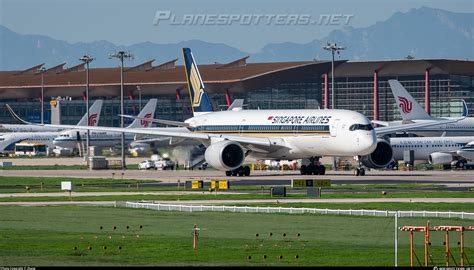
[[1, 169, 474, 185]]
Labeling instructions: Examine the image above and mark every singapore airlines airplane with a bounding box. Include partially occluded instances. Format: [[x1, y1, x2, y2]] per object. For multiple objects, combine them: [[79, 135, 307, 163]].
[[0, 100, 103, 155], [376, 80, 474, 136], [10, 48, 460, 176], [52, 99, 157, 154]]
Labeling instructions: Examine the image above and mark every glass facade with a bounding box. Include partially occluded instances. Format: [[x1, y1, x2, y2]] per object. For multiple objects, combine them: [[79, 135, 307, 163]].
[[0, 71, 472, 126], [322, 75, 474, 121]]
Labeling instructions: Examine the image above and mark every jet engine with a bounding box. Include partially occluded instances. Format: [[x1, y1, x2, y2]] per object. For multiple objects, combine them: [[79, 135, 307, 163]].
[[361, 139, 393, 169], [204, 140, 245, 170], [129, 142, 151, 157], [429, 152, 453, 165]]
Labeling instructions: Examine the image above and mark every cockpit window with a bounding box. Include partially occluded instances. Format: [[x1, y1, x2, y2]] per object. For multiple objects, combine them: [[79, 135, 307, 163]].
[[349, 124, 374, 131], [462, 143, 474, 149]]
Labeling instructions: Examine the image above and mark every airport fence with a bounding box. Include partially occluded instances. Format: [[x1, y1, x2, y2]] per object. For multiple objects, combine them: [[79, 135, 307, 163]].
[[116, 201, 474, 220]]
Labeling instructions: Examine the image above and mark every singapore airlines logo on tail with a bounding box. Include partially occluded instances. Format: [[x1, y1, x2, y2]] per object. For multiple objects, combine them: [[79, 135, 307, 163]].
[[398, 96, 413, 114], [141, 113, 152, 127], [88, 114, 98, 126], [189, 64, 204, 107]]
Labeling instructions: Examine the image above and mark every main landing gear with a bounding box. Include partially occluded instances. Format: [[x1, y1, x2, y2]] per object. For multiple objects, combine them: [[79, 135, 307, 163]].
[[225, 165, 251, 177], [300, 157, 326, 175], [354, 156, 365, 176]]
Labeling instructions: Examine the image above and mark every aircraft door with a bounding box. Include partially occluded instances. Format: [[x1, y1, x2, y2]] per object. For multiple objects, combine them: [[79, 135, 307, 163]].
[[330, 119, 340, 137]]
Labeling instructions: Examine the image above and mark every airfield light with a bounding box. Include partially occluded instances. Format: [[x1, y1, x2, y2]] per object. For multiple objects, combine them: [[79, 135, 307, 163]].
[[109, 51, 134, 170], [79, 55, 94, 159]]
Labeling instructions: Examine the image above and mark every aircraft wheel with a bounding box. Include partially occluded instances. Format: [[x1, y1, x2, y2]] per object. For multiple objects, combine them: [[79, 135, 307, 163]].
[[300, 165, 307, 175], [312, 166, 319, 175], [354, 169, 360, 176], [225, 170, 232, 176], [244, 166, 251, 176], [319, 165, 326, 175]]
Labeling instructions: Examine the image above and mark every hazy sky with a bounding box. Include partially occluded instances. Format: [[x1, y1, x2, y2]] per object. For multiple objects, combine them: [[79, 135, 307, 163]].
[[0, 0, 473, 52]]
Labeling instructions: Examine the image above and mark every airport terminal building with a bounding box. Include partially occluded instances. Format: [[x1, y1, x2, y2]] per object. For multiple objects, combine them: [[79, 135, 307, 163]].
[[0, 57, 473, 127]]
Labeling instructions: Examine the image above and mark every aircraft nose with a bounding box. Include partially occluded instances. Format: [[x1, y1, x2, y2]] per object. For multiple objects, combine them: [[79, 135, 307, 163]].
[[358, 131, 377, 155]]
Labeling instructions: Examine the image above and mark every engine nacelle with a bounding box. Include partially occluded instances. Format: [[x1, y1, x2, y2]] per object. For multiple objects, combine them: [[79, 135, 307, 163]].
[[429, 152, 454, 165], [361, 139, 393, 169], [204, 140, 245, 170], [129, 143, 151, 157]]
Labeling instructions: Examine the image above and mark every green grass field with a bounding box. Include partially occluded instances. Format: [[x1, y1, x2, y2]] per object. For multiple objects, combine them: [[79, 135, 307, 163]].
[[0, 205, 472, 266]]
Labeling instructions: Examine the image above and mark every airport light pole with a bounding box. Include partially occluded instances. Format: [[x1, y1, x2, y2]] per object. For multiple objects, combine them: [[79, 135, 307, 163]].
[[109, 51, 133, 170], [323, 43, 345, 171], [137, 85, 142, 111], [38, 67, 46, 124], [80, 55, 94, 158], [323, 43, 345, 109]]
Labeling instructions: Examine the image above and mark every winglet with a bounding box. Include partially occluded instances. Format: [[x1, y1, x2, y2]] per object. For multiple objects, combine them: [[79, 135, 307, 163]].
[[228, 99, 244, 111], [462, 99, 469, 117], [5, 104, 34, 125]]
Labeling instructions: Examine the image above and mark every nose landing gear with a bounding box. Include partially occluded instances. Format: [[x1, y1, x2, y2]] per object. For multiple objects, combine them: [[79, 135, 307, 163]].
[[354, 156, 365, 176]]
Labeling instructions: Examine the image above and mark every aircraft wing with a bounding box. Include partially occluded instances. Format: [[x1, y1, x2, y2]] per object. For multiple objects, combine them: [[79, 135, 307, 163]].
[[371, 120, 390, 127], [119, 115, 190, 127], [375, 118, 464, 136], [6, 104, 287, 149]]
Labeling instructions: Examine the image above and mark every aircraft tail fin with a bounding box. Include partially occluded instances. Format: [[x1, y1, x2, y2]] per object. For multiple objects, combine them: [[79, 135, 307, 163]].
[[182, 48, 213, 116], [388, 80, 433, 120], [126, 98, 157, 128], [76, 100, 103, 126]]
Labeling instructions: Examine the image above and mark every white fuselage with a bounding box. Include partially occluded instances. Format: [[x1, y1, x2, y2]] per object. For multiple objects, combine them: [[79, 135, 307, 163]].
[[0, 124, 64, 133], [53, 130, 136, 149], [184, 109, 378, 159], [391, 136, 474, 161], [386, 118, 474, 137], [0, 132, 60, 153]]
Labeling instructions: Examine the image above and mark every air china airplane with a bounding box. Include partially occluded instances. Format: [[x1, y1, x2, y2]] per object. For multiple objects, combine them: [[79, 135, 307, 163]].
[[52, 99, 157, 154], [1, 100, 103, 155], [376, 80, 474, 136], [0, 106, 68, 132], [10, 48, 460, 176], [0, 123, 64, 133], [391, 136, 474, 168]]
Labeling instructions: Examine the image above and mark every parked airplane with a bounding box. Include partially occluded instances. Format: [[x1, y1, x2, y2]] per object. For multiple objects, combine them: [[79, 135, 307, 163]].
[[0, 101, 104, 133], [0, 123, 64, 133], [9, 49, 460, 176], [52, 99, 157, 155], [391, 136, 474, 168], [377, 80, 474, 136], [0, 100, 103, 155]]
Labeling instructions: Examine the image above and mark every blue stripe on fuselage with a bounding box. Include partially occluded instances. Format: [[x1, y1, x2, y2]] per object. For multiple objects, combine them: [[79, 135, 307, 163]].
[[191, 125, 330, 133]]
